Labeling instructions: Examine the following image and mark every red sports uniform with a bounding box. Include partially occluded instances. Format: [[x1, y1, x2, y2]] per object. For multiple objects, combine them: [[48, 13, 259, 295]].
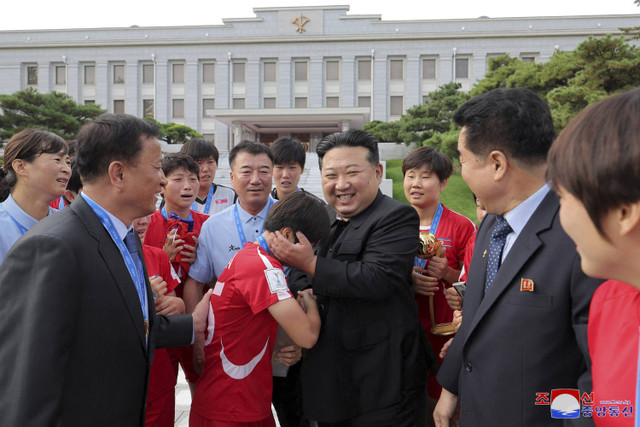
[[459, 231, 477, 282], [588, 279, 639, 426], [145, 209, 209, 384], [415, 205, 475, 399], [142, 244, 180, 427], [191, 242, 292, 425]]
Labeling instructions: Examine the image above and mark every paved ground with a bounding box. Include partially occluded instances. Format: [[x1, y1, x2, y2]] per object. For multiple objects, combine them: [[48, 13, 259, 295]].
[[173, 369, 283, 426]]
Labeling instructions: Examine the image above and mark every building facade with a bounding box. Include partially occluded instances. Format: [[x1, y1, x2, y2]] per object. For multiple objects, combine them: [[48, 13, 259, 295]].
[[0, 5, 637, 151]]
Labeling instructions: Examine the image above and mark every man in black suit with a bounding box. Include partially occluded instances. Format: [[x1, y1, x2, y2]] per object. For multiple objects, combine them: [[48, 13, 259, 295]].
[[270, 130, 434, 426], [0, 114, 211, 426], [434, 88, 602, 426]]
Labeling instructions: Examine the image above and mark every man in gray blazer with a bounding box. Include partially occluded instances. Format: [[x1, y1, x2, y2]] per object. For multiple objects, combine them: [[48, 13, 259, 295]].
[[434, 88, 602, 426], [0, 114, 210, 426]]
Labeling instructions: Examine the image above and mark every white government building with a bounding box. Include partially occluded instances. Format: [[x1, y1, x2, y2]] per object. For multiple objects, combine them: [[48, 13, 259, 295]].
[[0, 5, 638, 152]]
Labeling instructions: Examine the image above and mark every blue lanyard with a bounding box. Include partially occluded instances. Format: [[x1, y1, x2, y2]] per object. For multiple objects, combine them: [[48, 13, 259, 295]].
[[81, 194, 148, 323], [257, 235, 269, 253], [57, 196, 65, 209], [161, 206, 194, 231], [233, 198, 274, 247], [414, 203, 443, 268], [192, 183, 215, 214]]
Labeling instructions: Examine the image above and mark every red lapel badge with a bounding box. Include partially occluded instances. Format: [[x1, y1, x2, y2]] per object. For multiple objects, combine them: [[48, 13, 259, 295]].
[[520, 278, 534, 292]]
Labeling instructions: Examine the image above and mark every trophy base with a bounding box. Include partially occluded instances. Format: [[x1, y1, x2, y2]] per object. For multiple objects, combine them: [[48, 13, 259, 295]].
[[431, 322, 457, 336]]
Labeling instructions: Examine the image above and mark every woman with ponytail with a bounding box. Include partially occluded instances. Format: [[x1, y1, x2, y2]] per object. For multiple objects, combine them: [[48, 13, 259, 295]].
[[0, 129, 70, 262]]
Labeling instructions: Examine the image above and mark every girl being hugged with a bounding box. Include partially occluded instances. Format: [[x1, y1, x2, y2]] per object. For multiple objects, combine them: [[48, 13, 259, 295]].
[[0, 129, 70, 262]]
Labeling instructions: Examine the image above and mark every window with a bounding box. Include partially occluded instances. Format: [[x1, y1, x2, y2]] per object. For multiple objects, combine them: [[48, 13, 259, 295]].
[[142, 64, 154, 84], [326, 60, 339, 80], [455, 58, 469, 79], [357, 96, 371, 108], [233, 62, 245, 83], [202, 63, 215, 83], [357, 59, 371, 80], [263, 97, 276, 108], [294, 61, 307, 81], [84, 65, 95, 84], [172, 99, 184, 118], [84, 100, 95, 105], [143, 100, 154, 118], [390, 59, 404, 80], [422, 59, 436, 79], [203, 134, 215, 142], [521, 56, 536, 63], [55, 66, 66, 85], [263, 62, 276, 82], [113, 65, 125, 84], [113, 100, 125, 114], [326, 96, 339, 108], [202, 98, 215, 117], [294, 97, 307, 108], [390, 96, 403, 116], [233, 98, 245, 109], [27, 66, 38, 85], [172, 63, 184, 84]]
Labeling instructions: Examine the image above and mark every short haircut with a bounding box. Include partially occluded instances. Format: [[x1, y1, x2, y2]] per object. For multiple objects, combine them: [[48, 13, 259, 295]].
[[0, 129, 67, 202], [264, 191, 330, 245], [270, 137, 306, 169], [316, 130, 379, 170], [180, 138, 219, 164], [75, 114, 159, 184], [228, 140, 274, 169], [548, 88, 640, 237], [161, 153, 200, 179], [66, 160, 83, 194], [401, 146, 453, 182], [454, 88, 555, 165]]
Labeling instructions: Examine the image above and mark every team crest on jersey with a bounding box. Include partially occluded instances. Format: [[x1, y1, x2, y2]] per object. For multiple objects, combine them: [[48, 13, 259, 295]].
[[265, 268, 288, 294]]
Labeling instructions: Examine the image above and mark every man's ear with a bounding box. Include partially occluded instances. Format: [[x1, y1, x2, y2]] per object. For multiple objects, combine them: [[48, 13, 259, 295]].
[[64, 190, 77, 203], [489, 150, 508, 182], [107, 161, 126, 190], [375, 163, 383, 184]]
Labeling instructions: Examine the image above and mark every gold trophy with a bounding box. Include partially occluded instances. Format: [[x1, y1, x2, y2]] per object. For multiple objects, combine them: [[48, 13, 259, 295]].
[[417, 232, 457, 336]]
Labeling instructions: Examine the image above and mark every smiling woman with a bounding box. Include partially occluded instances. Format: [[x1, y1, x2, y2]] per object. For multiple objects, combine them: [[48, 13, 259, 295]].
[[0, 129, 69, 262]]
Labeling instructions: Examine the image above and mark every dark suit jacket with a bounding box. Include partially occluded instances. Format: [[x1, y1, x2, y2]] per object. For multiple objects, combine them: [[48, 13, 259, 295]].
[[438, 191, 601, 426], [0, 196, 192, 426], [297, 191, 433, 423]]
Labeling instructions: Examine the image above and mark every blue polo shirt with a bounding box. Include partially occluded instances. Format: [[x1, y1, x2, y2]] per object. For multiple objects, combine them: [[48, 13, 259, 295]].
[[188, 198, 275, 284]]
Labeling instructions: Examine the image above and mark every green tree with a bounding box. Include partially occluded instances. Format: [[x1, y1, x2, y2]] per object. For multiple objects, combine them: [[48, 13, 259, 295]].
[[621, 0, 640, 40], [143, 118, 202, 144], [0, 87, 105, 141], [364, 83, 469, 159]]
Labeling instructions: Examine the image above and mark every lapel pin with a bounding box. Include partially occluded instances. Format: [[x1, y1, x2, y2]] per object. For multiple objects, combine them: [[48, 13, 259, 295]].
[[520, 278, 534, 292], [483, 249, 487, 258]]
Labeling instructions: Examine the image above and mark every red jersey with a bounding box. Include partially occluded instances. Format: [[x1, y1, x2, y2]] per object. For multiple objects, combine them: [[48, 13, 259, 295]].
[[459, 231, 477, 282], [588, 279, 639, 426], [49, 197, 67, 210], [192, 242, 292, 422], [141, 244, 181, 427], [144, 209, 208, 284]]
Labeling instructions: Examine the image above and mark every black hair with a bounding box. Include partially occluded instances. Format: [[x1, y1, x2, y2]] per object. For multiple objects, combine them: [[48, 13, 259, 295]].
[[228, 140, 274, 169], [264, 191, 330, 245], [161, 153, 200, 179], [454, 88, 555, 165], [316, 130, 379, 170], [402, 146, 453, 182], [66, 160, 83, 194], [75, 114, 160, 184], [270, 137, 306, 169], [0, 129, 67, 202], [180, 138, 219, 164]]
